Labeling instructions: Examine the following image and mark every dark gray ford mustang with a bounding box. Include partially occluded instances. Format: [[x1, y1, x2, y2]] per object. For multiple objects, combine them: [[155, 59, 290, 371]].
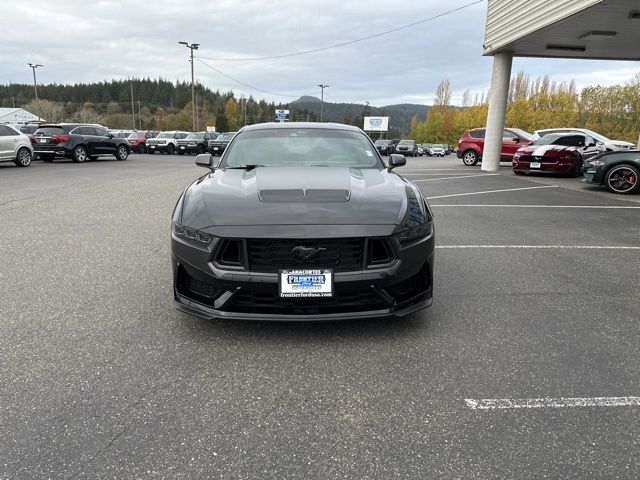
[[171, 122, 434, 321]]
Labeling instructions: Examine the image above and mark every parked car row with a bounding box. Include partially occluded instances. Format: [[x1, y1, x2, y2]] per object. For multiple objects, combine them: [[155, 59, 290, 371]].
[[454, 126, 639, 194]]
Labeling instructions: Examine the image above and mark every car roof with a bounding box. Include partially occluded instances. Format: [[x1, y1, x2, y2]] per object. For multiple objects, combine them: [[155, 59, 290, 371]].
[[240, 122, 363, 133]]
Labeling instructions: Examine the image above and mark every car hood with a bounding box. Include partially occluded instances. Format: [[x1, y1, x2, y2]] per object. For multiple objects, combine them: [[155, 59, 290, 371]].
[[180, 167, 415, 229], [517, 144, 580, 155]]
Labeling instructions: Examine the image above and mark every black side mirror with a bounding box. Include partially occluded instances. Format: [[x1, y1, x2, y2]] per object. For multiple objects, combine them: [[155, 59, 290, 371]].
[[195, 153, 216, 169], [107, 133, 114, 139], [512, 137, 520, 142], [587, 142, 596, 148], [388, 154, 406, 171]]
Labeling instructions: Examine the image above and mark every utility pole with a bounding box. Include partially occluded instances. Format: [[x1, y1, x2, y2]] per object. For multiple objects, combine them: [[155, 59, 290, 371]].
[[401, 106, 407, 137], [138, 100, 142, 130], [130, 80, 135, 130], [11, 97, 16, 108], [179, 41, 199, 131], [28, 63, 43, 119], [318, 84, 329, 122]]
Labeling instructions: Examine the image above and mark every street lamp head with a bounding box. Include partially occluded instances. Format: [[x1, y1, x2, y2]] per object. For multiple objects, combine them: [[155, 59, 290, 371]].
[[193, 44, 200, 50], [178, 41, 188, 46]]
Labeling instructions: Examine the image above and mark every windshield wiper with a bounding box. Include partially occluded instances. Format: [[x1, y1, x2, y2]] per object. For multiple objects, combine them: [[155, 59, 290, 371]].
[[226, 164, 264, 171]]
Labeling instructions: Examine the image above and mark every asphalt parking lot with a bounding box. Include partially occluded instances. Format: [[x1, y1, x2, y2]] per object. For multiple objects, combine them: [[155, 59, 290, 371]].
[[1, 153, 639, 479]]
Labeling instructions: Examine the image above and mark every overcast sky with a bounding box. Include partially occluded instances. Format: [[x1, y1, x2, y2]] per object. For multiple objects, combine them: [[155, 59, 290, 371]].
[[2, 0, 638, 107]]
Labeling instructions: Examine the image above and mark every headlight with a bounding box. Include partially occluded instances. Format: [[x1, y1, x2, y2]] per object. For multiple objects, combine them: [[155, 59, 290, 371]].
[[587, 160, 606, 167], [395, 222, 433, 245], [172, 222, 212, 244]]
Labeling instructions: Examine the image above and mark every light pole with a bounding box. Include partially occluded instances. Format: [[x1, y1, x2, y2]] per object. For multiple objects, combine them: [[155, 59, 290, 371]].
[[28, 63, 43, 106], [318, 84, 329, 122], [179, 41, 199, 131]]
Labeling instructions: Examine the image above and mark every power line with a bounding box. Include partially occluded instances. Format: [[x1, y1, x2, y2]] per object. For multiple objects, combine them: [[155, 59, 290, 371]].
[[197, 0, 484, 62], [194, 57, 306, 98]]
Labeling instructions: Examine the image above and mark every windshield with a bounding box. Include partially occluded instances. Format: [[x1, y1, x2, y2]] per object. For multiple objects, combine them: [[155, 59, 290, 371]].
[[222, 128, 384, 169], [533, 134, 565, 145], [35, 126, 65, 136], [509, 128, 534, 141], [187, 133, 205, 139], [399, 140, 414, 145], [581, 129, 609, 142], [215, 132, 235, 141], [157, 132, 173, 139], [128, 132, 144, 139], [374, 139, 390, 146]]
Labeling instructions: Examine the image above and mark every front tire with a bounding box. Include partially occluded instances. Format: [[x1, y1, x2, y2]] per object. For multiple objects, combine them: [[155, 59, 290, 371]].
[[116, 145, 129, 161], [137, 144, 146, 154], [72, 146, 88, 163], [604, 164, 639, 194], [167, 144, 175, 155], [14, 147, 32, 167], [462, 150, 479, 166]]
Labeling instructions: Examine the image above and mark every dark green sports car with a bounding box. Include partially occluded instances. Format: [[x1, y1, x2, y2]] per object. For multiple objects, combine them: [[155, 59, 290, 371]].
[[582, 150, 640, 194]]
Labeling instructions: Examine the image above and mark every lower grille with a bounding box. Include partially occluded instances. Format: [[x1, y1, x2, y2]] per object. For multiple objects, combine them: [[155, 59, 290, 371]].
[[519, 156, 557, 163], [225, 285, 385, 315], [177, 267, 224, 303], [386, 263, 431, 303], [246, 238, 365, 272]]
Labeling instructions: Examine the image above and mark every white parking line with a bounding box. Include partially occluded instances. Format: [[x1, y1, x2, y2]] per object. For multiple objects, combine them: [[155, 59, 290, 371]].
[[426, 185, 556, 199], [430, 205, 640, 209], [465, 397, 640, 410], [413, 174, 499, 182], [436, 245, 640, 250]]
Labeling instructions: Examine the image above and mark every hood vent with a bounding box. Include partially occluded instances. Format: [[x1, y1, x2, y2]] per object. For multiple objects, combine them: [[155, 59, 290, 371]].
[[259, 189, 350, 203]]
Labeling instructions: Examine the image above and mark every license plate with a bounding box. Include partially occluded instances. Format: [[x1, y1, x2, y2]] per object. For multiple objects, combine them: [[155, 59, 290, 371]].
[[279, 269, 333, 298], [150, 145, 155, 149], [180, 146, 185, 149], [213, 147, 219, 151], [530, 162, 541, 169], [39, 138, 47, 143]]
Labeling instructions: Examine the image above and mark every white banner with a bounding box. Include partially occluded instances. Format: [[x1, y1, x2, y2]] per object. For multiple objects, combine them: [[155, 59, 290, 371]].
[[363, 116, 389, 132]]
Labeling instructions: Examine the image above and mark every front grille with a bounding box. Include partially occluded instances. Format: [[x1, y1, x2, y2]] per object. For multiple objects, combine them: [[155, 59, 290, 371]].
[[519, 156, 557, 163], [246, 238, 365, 272], [226, 284, 385, 315]]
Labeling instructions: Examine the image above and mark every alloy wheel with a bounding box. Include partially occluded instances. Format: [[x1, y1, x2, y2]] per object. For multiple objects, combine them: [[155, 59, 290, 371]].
[[606, 166, 638, 194], [18, 148, 32, 166]]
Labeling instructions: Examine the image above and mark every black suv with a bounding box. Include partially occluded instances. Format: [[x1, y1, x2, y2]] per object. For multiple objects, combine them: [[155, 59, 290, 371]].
[[177, 132, 215, 155], [374, 139, 392, 155], [207, 131, 236, 155], [32, 124, 130, 163]]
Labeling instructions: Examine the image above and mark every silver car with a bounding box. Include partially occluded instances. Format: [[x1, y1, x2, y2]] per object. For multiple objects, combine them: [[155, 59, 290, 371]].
[[0, 124, 34, 167]]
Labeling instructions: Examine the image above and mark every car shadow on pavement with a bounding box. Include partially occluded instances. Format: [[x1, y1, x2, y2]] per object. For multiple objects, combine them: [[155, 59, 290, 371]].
[[177, 310, 430, 344]]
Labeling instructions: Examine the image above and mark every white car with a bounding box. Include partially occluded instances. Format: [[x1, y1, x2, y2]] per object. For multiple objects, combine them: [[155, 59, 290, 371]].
[[0, 124, 34, 167], [533, 128, 634, 152], [146, 130, 190, 155], [430, 144, 445, 157]]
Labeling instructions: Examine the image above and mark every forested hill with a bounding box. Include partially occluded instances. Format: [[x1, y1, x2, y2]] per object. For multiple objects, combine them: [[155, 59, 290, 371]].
[[0, 79, 429, 135]]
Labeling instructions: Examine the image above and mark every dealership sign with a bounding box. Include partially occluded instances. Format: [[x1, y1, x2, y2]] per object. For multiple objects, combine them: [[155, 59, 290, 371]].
[[363, 116, 389, 132], [274, 109, 290, 122]]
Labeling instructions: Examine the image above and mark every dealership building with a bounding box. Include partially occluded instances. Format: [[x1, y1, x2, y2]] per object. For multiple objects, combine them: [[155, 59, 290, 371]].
[[482, 0, 640, 171], [0, 107, 43, 124]]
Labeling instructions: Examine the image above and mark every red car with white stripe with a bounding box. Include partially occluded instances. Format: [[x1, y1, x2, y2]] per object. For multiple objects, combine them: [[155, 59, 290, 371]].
[[512, 132, 604, 176]]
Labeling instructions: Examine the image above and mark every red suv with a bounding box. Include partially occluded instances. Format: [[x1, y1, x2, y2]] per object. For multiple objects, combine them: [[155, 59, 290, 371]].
[[456, 127, 534, 166], [126, 130, 158, 154]]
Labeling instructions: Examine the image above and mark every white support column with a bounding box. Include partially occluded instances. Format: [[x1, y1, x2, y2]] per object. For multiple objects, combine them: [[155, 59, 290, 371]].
[[481, 51, 513, 172]]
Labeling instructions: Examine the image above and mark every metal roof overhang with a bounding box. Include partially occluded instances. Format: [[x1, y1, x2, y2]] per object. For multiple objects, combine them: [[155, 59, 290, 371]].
[[484, 0, 640, 61]]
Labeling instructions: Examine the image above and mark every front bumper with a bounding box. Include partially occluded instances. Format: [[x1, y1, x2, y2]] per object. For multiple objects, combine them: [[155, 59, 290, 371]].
[[178, 144, 202, 153], [171, 233, 434, 321], [513, 160, 576, 174], [147, 143, 171, 152], [208, 144, 228, 154]]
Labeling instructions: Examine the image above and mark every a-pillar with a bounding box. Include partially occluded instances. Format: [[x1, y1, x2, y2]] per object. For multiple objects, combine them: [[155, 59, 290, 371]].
[[481, 51, 513, 172]]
